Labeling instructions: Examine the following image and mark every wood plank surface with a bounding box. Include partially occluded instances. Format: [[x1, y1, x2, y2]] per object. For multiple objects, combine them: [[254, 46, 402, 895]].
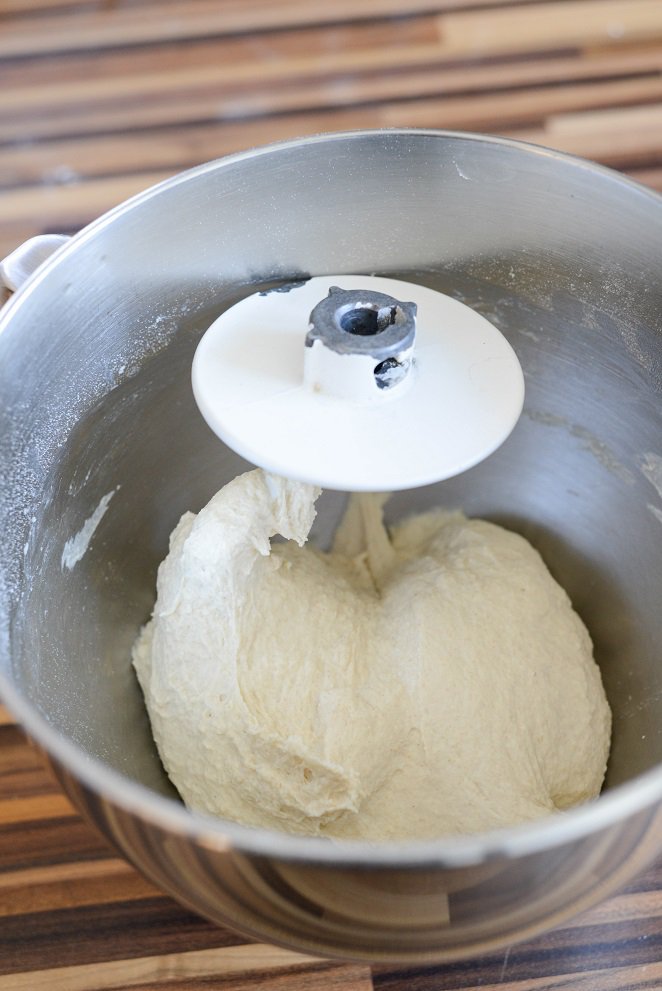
[[3, 0, 662, 257], [2, 2, 662, 988]]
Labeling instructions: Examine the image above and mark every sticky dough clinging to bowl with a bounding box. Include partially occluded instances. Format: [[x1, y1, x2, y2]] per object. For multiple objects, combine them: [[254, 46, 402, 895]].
[[133, 469, 611, 841]]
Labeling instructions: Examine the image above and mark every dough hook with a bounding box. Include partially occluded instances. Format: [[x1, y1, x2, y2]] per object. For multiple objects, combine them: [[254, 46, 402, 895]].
[[192, 275, 525, 491]]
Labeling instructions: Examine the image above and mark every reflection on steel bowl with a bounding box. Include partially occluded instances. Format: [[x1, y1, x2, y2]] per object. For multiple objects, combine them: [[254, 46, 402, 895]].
[[1, 130, 661, 962]]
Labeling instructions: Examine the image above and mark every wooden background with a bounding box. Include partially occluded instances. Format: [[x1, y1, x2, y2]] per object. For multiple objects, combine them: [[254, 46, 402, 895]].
[[3, 0, 662, 987], [3, 0, 662, 259]]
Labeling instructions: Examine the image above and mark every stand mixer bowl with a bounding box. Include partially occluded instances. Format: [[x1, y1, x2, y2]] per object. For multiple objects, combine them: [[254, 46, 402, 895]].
[[1, 130, 661, 963]]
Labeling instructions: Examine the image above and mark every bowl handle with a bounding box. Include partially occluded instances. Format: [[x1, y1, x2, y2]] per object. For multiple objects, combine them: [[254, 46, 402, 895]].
[[0, 234, 71, 304]]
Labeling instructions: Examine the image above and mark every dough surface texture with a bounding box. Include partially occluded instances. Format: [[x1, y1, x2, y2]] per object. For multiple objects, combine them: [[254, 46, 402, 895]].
[[133, 469, 611, 840]]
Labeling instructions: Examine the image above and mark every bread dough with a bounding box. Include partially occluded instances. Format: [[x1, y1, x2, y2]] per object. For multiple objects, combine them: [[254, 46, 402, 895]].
[[133, 469, 611, 840]]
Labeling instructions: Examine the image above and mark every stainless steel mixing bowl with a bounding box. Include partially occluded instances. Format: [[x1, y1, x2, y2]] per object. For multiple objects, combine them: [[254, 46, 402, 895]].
[[1, 130, 661, 963]]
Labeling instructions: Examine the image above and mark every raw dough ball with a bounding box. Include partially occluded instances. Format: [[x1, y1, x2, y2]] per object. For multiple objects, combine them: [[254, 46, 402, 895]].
[[133, 469, 611, 840]]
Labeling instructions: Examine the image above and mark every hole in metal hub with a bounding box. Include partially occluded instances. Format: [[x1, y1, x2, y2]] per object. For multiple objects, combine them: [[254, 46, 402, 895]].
[[375, 356, 408, 390], [338, 303, 398, 336]]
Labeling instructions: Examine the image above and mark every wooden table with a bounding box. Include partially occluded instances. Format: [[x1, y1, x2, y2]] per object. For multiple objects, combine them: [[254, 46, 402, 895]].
[[2, 1, 662, 987]]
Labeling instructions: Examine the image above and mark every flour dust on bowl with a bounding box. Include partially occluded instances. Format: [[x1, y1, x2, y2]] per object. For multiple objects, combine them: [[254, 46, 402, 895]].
[[0, 130, 661, 963]]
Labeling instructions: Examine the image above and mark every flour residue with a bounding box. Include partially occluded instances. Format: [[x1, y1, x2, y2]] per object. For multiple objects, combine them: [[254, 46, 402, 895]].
[[453, 161, 472, 181], [647, 503, 662, 526], [61, 488, 118, 571], [525, 411, 633, 483], [641, 453, 662, 500], [640, 454, 662, 525]]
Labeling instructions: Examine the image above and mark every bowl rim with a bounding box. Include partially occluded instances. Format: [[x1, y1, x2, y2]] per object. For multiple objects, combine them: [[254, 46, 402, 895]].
[[2, 126, 662, 869]]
